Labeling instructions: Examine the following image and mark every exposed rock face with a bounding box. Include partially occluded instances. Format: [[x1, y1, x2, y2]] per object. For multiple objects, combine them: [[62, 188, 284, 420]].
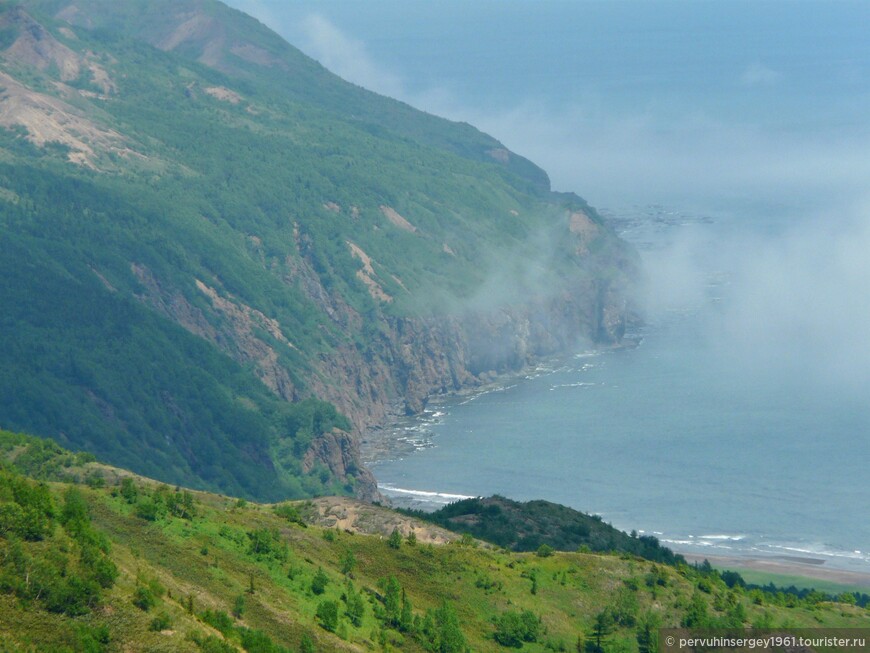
[[128, 247, 631, 502], [312, 278, 629, 432], [302, 429, 379, 502], [0, 3, 636, 505]]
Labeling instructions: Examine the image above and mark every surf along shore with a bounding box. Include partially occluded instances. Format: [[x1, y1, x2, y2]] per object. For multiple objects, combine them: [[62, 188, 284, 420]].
[[363, 348, 870, 595]]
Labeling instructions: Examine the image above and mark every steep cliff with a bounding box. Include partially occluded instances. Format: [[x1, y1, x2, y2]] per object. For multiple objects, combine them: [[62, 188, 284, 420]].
[[0, 0, 637, 502]]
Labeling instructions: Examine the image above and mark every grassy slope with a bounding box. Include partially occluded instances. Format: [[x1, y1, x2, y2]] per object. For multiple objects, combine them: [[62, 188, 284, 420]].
[[1, 430, 868, 653]]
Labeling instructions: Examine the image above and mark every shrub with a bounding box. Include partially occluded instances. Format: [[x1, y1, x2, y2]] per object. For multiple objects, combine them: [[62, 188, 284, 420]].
[[132, 585, 157, 611], [226, 594, 243, 620], [274, 503, 306, 527], [150, 611, 172, 631], [201, 609, 234, 637], [311, 567, 329, 595], [316, 600, 340, 632], [493, 610, 540, 647]]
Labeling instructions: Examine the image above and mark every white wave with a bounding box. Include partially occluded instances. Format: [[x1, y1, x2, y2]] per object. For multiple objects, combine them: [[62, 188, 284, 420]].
[[662, 539, 700, 546], [762, 543, 870, 562], [574, 351, 601, 359], [549, 381, 597, 391], [698, 534, 747, 541], [378, 484, 475, 503]]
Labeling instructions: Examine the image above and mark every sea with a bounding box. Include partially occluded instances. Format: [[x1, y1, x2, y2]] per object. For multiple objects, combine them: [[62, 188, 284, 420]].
[[362, 202, 870, 574], [229, 1, 870, 573]]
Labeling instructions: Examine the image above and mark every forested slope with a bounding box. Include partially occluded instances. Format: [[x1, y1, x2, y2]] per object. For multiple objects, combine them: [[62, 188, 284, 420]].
[[0, 0, 637, 500]]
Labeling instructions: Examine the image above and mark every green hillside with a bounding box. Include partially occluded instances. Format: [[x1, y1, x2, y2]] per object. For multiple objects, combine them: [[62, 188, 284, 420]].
[[401, 497, 685, 564], [2, 429, 868, 653], [0, 0, 637, 500]]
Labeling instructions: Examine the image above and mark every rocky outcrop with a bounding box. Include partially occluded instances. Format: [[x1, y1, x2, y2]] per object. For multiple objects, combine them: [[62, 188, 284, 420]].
[[128, 220, 634, 503], [310, 276, 630, 433], [302, 429, 379, 502]]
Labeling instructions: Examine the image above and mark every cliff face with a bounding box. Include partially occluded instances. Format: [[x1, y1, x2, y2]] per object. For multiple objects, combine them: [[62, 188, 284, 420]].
[[314, 278, 629, 433], [0, 0, 638, 503], [296, 278, 631, 500], [125, 202, 635, 501]]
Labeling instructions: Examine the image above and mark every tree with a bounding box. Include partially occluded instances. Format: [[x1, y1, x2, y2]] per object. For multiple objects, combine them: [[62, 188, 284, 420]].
[[340, 548, 356, 575], [383, 575, 402, 627], [612, 588, 639, 627], [311, 567, 329, 595], [60, 487, 89, 530], [344, 582, 365, 627], [839, 592, 857, 605], [587, 609, 614, 653], [636, 611, 660, 653], [388, 527, 403, 549], [120, 477, 138, 504], [317, 600, 340, 632], [682, 593, 709, 628], [400, 589, 414, 633], [433, 601, 466, 653]]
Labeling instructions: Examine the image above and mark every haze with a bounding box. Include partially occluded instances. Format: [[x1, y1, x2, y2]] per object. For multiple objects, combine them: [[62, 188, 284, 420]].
[[226, 0, 870, 396]]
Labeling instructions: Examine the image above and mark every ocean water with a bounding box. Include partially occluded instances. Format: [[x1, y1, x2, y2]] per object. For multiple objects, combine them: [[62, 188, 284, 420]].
[[363, 205, 870, 573], [229, 1, 870, 572]]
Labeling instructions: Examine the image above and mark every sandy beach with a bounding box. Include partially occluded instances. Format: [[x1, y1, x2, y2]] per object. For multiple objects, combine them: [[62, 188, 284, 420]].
[[681, 553, 870, 589]]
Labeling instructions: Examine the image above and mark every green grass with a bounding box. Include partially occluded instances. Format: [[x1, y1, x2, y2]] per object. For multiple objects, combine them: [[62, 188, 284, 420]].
[[2, 431, 869, 652]]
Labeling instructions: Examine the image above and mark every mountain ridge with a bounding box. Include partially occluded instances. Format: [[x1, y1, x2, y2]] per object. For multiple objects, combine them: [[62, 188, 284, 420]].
[[0, 0, 637, 502]]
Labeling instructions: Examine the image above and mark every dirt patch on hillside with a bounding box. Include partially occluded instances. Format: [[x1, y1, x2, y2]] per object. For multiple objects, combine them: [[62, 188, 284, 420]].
[[0, 71, 125, 167], [2, 8, 115, 95], [308, 496, 459, 545], [379, 205, 417, 233], [192, 278, 298, 399], [568, 210, 600, 255], [203, 86, 242, 104], [347, 241, 392, 303]]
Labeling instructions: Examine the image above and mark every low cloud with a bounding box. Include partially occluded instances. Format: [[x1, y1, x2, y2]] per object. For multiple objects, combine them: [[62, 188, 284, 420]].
[[297, 14, 405, 100], [639, 196, 870, 397], [227, 7, 870, 396], [709, 199, 870, 395]]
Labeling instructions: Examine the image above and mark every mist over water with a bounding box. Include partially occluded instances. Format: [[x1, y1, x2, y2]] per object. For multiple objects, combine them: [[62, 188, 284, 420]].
[[365, 203, 870, 571], [226, 1, 870, 568]]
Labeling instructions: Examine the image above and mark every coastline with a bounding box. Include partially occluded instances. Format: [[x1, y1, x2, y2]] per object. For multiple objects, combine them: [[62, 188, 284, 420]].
[[361, 335, 870, 593], [681, 553, 870, 590], [360, 343, 637, 465]]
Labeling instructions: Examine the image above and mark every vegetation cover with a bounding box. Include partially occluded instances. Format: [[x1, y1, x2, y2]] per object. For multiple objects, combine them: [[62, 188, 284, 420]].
[[1, 429, 868, 653], [0, 0, 636, 500], [401, 496, 685, 564]]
